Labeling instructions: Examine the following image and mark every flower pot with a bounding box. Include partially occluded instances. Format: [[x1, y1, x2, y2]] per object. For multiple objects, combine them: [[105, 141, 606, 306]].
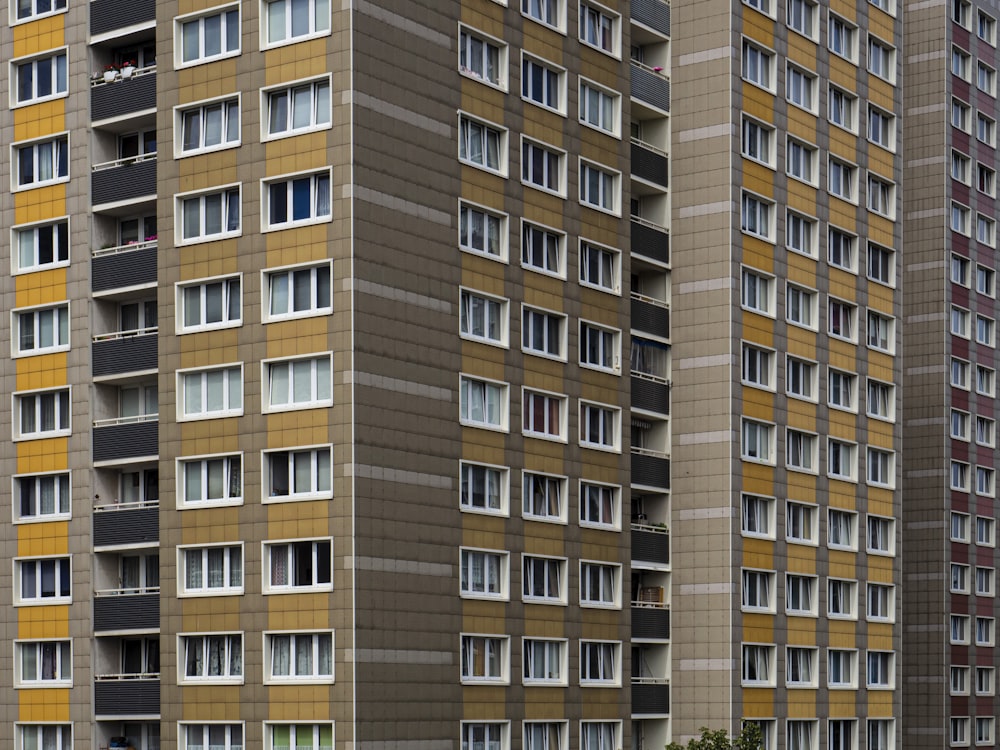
[[103, 70, 117, 82], [121, 66, 135, 79]]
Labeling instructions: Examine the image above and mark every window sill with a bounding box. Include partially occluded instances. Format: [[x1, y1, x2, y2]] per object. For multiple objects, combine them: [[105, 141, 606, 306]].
[[263, 492, 334, 504], [12, 92, 69, 110], [175, 51, 242, 70], [177, 411, 243, 422], [262, 215, 333, 234], [580, 200, 621, 218], [178, 588, 244, 598], [13, 346, 71, 359], [178, 321, 243, 335], [175, 141, 242, 160], [12, 176, 69, 193], [580, 441, 620, 454], [459, 69, 508, 92], [15, 597, 72, 607], [262, 123, 333, 143], [521, 179, 566, 199], [261, 29, 332, 51], [264, 400, 334, 414], [14, 430, 71, 442], [263, 584, 334, 595], [178, 498, 244, 510], [175, 230, 242, 247], [461, 420, 508, 433], [459, 246, 508, 264]]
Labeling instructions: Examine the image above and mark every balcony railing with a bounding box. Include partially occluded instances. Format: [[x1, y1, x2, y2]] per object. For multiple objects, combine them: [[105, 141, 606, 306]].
[[94, 674, 160, 716], [632, 451, 670, 490], [92, 154, 156, 206], [631, 375, 670, 415], [631, 604, 671, 639], [93, 417, 158, 463], [93, 328, 158, 377], [631, 217, 670, 266], [91, 66, 156, 121], [631, 139, 669, 188], [632, 680, 671, 715], [632, 294, 670, 338], [632, 524, 670, 566], [94, 590, 159, 631], [631, 0, 670, 37], [92, 241, 157, 293], [631, 63, 670, 113], [93, 503, 158, 546]]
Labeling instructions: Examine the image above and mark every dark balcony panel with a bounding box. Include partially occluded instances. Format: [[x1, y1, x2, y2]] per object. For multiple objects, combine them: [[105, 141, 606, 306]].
[[93, 420, 158, 463], [93, 334, 158, 378], [631, 65, 671, 112], [632, 683, 670, 715], [91, 73, 156, 122], [631, 220, 669, 265], [94, 507, 158, 548], [632, 452, 670, 489], [94, 593, 159, 632], [91, 0, 155, 34], [95, 678, 160, 716], [632, 527, 670, 565], [631, 142, 668, 187], [92, 158, 156, 206], [631, 297, 670, 338], [631, 376, 669, 415], [92, 244, 157, 292], [632, 606, 671, 639], [631, 0, 670, 36]]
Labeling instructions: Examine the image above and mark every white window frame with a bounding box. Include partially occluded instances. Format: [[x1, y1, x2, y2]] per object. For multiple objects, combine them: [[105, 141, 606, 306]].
[[11, 217, 69, 275], [828, 298, 857, 342], [828, 508, 857, 550], [262, 353, 333, 413], [580, 640, 621, 686], [977, 515, 997, 546], [866, 309, 895, 353], [867, 173, 895, 218], [262, 537, 334, 594], [11, 133, 69, 192], [460, 461, 509, 516], [741, 342, 775, 390], [175, 184, 242, 245], [263, 630, 335, 684], [459, 25, 508, 91], [520, 220, 565, 278], [260, 0, 331, 49], [786, 646, 818, 688], [522, 554, 567, 604], [579, 480, 620, 530], [867, 242, 895, 287], [867, 515, 895, 556], [177, 452, 244, 508], [13, 387, 70, 441], [11, 0, 67, 23], [579, 159, 621, 216], [742, 569, 776, 612], [827, 578, 857, 619], [520, 0, 565, 31], [579, 78, 620, 136], [174, 4, 241, 68], [460, 375, 509, 431], [785, 63, 817, 113], [176, 364, 243, 421], [264, 723, 333, 750], [579, 239, 621, 294], [13, 471, 71, 523], [261, 169, 333, 232], [458, 200, 508, 261], [740, 191, 773, 240], [262, 261, 332, 323], [786, 137, 817, 185], [260, 76, 332, 141], [14, 639, 72, 687], [742, 39, 775, 91], [521, 137, 566, 196], [742, 643, 776, 686], [786, 573, 818, 617], [521, 388, 567, 441], [262, 445, 333, 504], [828, 368, 857, 412], [786, 429, 818, 473], [786, 283, 818, 328], [580, 560, 621, 608], [866, 583, 895, 622], [460, 547, 509, 600], [741, 267, 775, 316], [174, 94, 241, 157], [742, 418, 775, 464], [786, 356, 817, 403], [579, 0, 620, 56], [741, 116, 775, 167], [460, 633, 509, 684], [521, 53, 566, 114], [579, 400, 621, 452], [12, 302, 69, 358], [178, 543, 244, 597], [866, 379, 895, 422], [15, 725, 73, 750], [786, 501, 818, 545], [11, 48, 68, 108], [460, 288, 508, 347], [177, 274, 242, 333], [867, 35, 896, 82], [866, 447, 894, 488], [741, 493, 775, 539], [866, 650, 895, 689], [828, 13, 857, 61], [14, 555, 71, 605], [522, 471, 567, 523], [829, 85, 857, 132], [828, 158, 857, 202], [579, 320, 620, 374], [828, 649, 857, 689], [178, 632, 244, 684], [521, 638, 568, 685]]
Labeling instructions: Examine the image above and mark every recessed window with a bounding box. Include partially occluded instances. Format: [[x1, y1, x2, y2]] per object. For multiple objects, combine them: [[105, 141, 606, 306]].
[[952, 98, 971, 131], [828, 439, 857, 481], [828, 298, 857, 342], [953, 718, 971, 746], [867, 583, 895, 622], [265, 725, 333, 750], [829, 86, 857, 131], [742, 40, 774, 90], [521, 138, 565, 195], [952, 254, 971, 285], [522, 389, 567, 440], [978, 466, 996, 497], [828, 158, 856, 202], [828, 578, 857, 619], [263, 170, 332, 230], [13, 304, 69, 356], [580, 640, 620, 685], [580, 321, 620, 373], [459, 26, 507, 89], [867, 379, 895, 421], [953, 150, 972, 183], [460, 547, 508, 599], [866, 447, 894, 487], [521, 221, 564, 276], [828, 649, 857, 688], [978, 112, 996, 145], [978, 365, 996, 395], [976, 616, 995, 646], [867, 36, 895, 82], [953, 511, 971, 542], [980, 10, 998, 43], [579, 80, 620, 135], [786, 573, 817, 616], [14, 472, 70, 522], [952, 614, 970, 643], [786, 64, 816, 111], [16, 726, 72, 750], [953, 666, 971, 695], [177, 186, 241, 244], [828, 227, 856, 271], [978, 62, 997, 95], [179, 633, 243, 682], [580, 561, 620, 607], [178, 365, 242, 420], [12, 219, 68, 274], [787, 501, 817, 544], [15, 388, 69, 440], [952, 305, 971, 337], [580, 481, 620, 529], [741, 116, 774, 166], [459, 114, 506, 174], [828, 509, 857, 550], [580, 400, 620, 451], [261, 0, 331, 47], [522, 639, 567, 684], [978, 214, 996, 247], [459, 202, 507, 260], [787, 357, 817, 402], [460, 375, 508, 431], [955, 0, 972, 26], [460, 462, 508, 515], [522, 555, 566, 603], [978, 314, 996, 347], [523, 472, 566, 522], [460, 724, 507, 750], [522, 307, 566, 359], [581, 723, 620, 750], [12, 0, 66, 22], [460, 634, 509, 683], [867, 242, 894, 286], [12, 50, 67, 106], [742, 569, 775, 611], [176, 5, 240, 66], [180, 544, 243, 596], [977, 516, 996, 546], [952, 461, 971, 491], [786, 138, 816, 184], [786, 646, 818, 687], [741, 343, 775, 390], [177, 97, 240, 156], [265, 631, 334, 683], [867, 174, 894, 217], [979, 163, 996, 196], [16, 557, 70, 604], [263, 538, 333, 593], [977, 667, 996, 696], [786, 284, 817, 329], [742, 643, 776, 686], [178, 453, 243, 507], [741, 494, 775, 539], [460, 288, 508, 346], [13, 135, 68, 190], [263, 354, 332, 412], [953, 46, 972, 80], [580, 160, 620, 214], [521, 0, 564, 30], [580, 1, 619, 55], [786, 0, 817, 37], [829, 369, 857, 411], [977, 718, 995, 746], [867, 651, 894, 689], [15, 640, 71, 686], [741, 418, 774, 463], [263, 447, 332, 503], [867, 310, 895, 352], [263, 78, 331, 140], [740, 192, 773, 240], [741, 267, 774, 315], [178, 276, 241, 332], [521, 55, 565, 113], [829, 14, 857, 60]]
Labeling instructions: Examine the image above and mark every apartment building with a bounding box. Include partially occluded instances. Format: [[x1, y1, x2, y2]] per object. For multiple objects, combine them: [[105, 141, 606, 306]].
[[903, 0, 1000, 747], [0, 1, 672, 750]]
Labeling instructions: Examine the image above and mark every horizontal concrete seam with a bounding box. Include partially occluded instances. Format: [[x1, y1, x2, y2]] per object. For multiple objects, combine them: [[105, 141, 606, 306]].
[[355, 0, 450, 45], [678, 431, 730, 445], [678, 353, 730, 369], [679, 201, 730, 218], [355, 92, 451, 137], [354, 556, 453, 576], [355, 185, 452, 226], [676, 277, 731, 294], [354, 278, 452, 313], [354, 465, 454, 489], [355, 371, 452, 401]]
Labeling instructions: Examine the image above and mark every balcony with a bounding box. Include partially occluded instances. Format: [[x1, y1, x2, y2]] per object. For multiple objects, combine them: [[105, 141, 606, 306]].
[[93, 329, 158, 378], [632, 451, 670, 490], [94, 590, 159, 632], [632, 294, 670, 339], [95, 675, 160, 716], [632, 681, 670, 715], [632, 604, 671, 640], [93, 154, 156, 207], [631, 0, 670, 37], [91, 0, 155, 35], [92, 67, 156, 122], [93, 416, 158, 464], [631, 63, 670, 113], [632, 375, 670, 415], [94, 500, 158, 547], [632, 140, 669, 188], [93, 240, 157, 293], [632, 523, 670, 566], [631, 219, 669, 266]]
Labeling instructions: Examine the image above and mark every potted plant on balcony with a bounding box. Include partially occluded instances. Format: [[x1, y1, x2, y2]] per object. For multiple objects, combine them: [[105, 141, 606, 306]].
[[102, 64, 118, 83], [120, 60, 136, 79]]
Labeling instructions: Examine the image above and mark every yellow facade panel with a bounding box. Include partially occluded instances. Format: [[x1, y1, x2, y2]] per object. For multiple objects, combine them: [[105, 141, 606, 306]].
[[866, 145, 895, 178], [12, 101, 66, 143], [523, 277, 568, 311], [16, 438, 68, 473], [827, 551, 857, 575], [827, 483, 858, 509], [461, 263, 507, 298], [743, 475, 776, 498], [742, 619, 775, 644], [14, 267, 66, 305], [742, 164, 775, 196], [827, 198, 858, 228], [743, 12, 776, 45], [785, 398, 817, 429], [18, 604, 69, 639], [786, 106, 818, 139], [13, 187, 66, 226], [868, 223, 895, 248], [828, 693, 858, 717], [785, 177, 818, 207], [867, 77, 895, 112], [786, 544, 816, 574], [15, 354, 68, 390], [785, 471, 818, 500], [19, 689, 70, 721], [785, 696, 818, 718], [828, 620, 856, 648], [786, 34, 818, 67], [785, 328, 816, 360], [785, 251, 818, 282], [742, 461, 776, 487], [742, 311, 776, 345], [462, 512, 506, 538], [786, 619, 817, 646], [742, 245, 776, 275], [461, 3, 505, 37], [827, 127, 857, 162], [741, 691, 776, 716], [460, 425, 506, 455], [742, 85, 778, 123], [741, 389, 775, 420], [866, 690, 895, 715], [742, 540, 775, 566]]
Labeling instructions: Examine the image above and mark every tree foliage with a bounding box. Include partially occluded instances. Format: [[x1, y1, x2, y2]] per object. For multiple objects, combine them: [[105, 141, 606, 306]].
[[665, 723, 763, 750]]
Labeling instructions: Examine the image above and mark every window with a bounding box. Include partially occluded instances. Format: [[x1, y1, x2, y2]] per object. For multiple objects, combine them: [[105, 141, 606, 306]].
[[979, 62, 997, 94], [981, 163, 998, 198], [953, 512, 971, 541], [179, 454, 243, 507], [263, 78, 331, 139], [521, 0, 563, 29], [263, 447, 332, 503], [786, 284, 817, 328], [952, 461, 971, 491], [742, 41, 773, 90], [828, 299, 856, 341], [580, 561, 620, 607], [580, 641, 619, 684], [786, 65, 816, 111], [15, 388, 69, 440], [522, 139, 564, 195], [867, 36, 895, 81], [978, 265, 996, 296], [741, 494, 775, 538], [787, 211, 816, 252], [953, 666, 971, 695], [953, 255, 971, 285], [866, 448, 894, 487], [977, 617, 995, 646], [828, 509, 856, 549], [981, 10, 998, 43], [980, 566, 997, 596], [866, 651, 894, 688], [523, 472, 566, 522], [177, 6, 240, 65], [786, 139, 816, 184], [955, 0, 972, 25], [744, 0, 771, 14], [16, 726, 72, 750], [461, 462, 507, 515], [580, 2, 618, 54], [180, 545, 243, 595], [461, 634, 508, 683], [178, 276, 241, 332], [953, 47, 971, 80], [977, 719, 995, 746], [461, 289, 507, 346], [580, 482, 619, 529], [579, 241, 619, 293], [787, 721, 816, 750], [177, 186, 240, 243], [829, 14, 856, 59], [867, 516, 894, 555], [978, 516, 996, 546], [867, 380, 894, 421], [522, 56, 564, 112], [459, 27, 506, 89], [265, 725, 333, 750], [867, 310, 894, 352], [953, 718, 971, 746], [742, 419, 774, 463], [953, 151, 972, 182], [978, 314, 996, 347], [459, 202, 506, 260], [461, 724, 506, 750], [829, 369, 856, 411], [741, 192, 772, 239], [522, 639, 567, 684], [978, 365, 996, 395], [787, 502, 817, 544], [14, 472, 70, 522], [177, 97, 239, 155], [867, 243, 894, 286], [12, 219, 68, 274], [460, 548, 508, 599], [828, 650, 856, 688], [829, 721, 856, 750], [952, 99, 971, 131], [867, 583, 894, 622], [741, 268, 774, 315], [524, 723, 566, 750], [264, 539, 333, 593], [828, 227, 856, 271], [978, 113, 996, 145], [786, 647, 817, 687], [827, 578, 857, 618], [828, 159, 856, 201], [580, 401, 619, 450], [580, 322, 619, 372], [180, 633, 242, 682], [522, 309, 565, 361], [15, 640, 71, 686], [521, 222, 564, 276], [786, 0, 816, 37], [742, 644, 775, 685], [741, 117, 774, 165], [829, 86, 856, 130], [13, 135, 68, 190], [580, 161, 619, 214], [178, 365, 242, 420], [979, 216, 997, 249], [787, 357, 816, 401], [952, 564, 970, 591], [14, 304, 69, 356], [579, 80, 619, 135], [461, 376, 508, 430], [16, 557, 70, 604], [786, 574, 816, 615], [742, 569, 775, 611], [581, 723, 619, 750], [867, 174, 894, 217], [977, 667, 995, 695], [952, 306, 971, 337], [952, 614, 971, 643], [264, 355, 332, 412], [262, 0, 330, 46], [13, 51, 67, 106], [263, 171, 332, 230], [742, 343, 775, 389]]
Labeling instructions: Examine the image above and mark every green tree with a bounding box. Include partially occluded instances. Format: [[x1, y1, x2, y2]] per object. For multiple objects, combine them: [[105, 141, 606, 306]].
[[665, 723, 763, 750]]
